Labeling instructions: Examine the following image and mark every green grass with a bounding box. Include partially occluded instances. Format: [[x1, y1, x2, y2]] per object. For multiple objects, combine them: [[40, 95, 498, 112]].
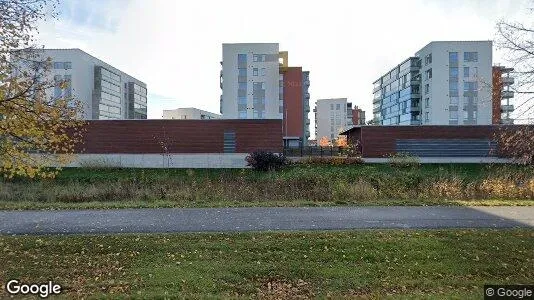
[[1, 164, 533, 210], [1, 229, 532, 298]]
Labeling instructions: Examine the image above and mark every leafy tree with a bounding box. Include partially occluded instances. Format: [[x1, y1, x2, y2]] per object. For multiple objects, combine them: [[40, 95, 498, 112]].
[[319, 136, 330, 147], [335, 135, 348, 148], [495, 8, 534, 164], [0, 0, 84, 178]]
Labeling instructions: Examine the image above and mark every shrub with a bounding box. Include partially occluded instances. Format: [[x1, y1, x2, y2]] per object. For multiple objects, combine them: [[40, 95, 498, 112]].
[[386, 152, 420, 168], [298, 156, 364, 166], [245, 151, 290, 171]]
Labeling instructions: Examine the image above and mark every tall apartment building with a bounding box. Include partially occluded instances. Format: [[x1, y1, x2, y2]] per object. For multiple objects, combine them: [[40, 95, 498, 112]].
[[352, 106, 366, 125], [492, 66, 515, 124], [373, 41, 493, 125], [162, 108, 221, 120], [220, 43, 311, 147], [14, 49, 147, 120], [314, 98, 354, 142], [220, 43, 282, 119]]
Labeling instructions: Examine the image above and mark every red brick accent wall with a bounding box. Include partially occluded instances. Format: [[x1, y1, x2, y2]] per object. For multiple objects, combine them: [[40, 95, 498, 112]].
[[348, 126, 497, 157], [77, 119, 283, 154], [492, 67, 503, 125], [282, 67, 303, 138]]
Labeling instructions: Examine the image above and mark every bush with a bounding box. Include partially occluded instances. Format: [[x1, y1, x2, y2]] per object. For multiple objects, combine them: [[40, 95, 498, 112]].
[[386, 152, 420, 168], [298, 156, 364, 166], [245, 151, 290, 171]]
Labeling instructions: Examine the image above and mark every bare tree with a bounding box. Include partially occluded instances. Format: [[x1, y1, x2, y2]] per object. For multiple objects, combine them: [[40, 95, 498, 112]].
[[494, 7, 534, 164]]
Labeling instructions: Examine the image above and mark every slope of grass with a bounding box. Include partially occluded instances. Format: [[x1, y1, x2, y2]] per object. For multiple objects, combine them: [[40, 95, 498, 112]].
[[1, 229, 532, 298], [0, 164, 533, 210]]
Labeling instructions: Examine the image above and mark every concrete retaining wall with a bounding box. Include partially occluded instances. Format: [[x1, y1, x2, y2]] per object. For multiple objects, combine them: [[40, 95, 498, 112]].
[[64, 153, 249, 168]]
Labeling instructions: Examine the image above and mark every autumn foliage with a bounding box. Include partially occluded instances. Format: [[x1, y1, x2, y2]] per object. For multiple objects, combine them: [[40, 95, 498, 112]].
[[0, 0, 84, 178]]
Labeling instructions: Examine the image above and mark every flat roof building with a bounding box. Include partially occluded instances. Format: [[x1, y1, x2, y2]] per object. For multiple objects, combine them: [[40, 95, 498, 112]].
[[162, 108, 221, 120]]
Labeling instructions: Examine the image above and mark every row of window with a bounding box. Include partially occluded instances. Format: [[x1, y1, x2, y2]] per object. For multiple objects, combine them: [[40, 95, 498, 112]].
[[449, 110, 478, 120], [237, 110, 266, 119], [53, 62, 72, 70], [101, 68, 121, 83], [133, 84, 147, 96], [449, 51, 478, 64], [101, 91, 121, 105], [101, 79, 121, 94], [253, 68, 266, 76]]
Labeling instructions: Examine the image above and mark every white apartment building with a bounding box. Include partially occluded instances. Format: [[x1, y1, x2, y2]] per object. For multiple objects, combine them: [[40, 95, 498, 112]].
[[220, 43, 282, 119], [14, 48, 147, 120], [373, 41, 493, 125], [162, 108, 221, 120], [314, 98, 354, 142]]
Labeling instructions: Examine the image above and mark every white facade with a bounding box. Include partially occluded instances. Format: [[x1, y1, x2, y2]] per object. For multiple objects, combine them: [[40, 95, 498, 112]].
[[416, 41, 492, 125], [220, 43, 282, 119], [16, 49, 147, 120], [314, 98, 353, 142], [162, 108, 221, 120], [373, 41, 493, 125]]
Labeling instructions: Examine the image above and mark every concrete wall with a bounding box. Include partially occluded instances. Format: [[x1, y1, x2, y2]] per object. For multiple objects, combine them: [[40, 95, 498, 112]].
[[66, 153, 250, 168]]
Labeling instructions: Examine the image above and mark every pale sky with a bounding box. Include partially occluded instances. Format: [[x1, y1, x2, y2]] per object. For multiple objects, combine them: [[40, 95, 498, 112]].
[[36, 0, 533, 132]]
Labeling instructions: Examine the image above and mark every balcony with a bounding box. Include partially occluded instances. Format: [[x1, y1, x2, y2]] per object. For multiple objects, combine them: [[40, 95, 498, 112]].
[[502, 90, 515, 98], [501, 104, 515, 113], [305, 93, 310, 100], [304, 105, 310, 112], [502, 77, 514, 85], [501, 118, 514, 125], [304, 80, 310, 86], [373, 85, 382, 93]]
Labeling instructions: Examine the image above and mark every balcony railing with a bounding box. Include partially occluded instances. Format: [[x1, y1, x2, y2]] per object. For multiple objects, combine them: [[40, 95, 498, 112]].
[[502, 91, 515, 98], [501, 104, 515, 113], [502, 77, 514, 85]]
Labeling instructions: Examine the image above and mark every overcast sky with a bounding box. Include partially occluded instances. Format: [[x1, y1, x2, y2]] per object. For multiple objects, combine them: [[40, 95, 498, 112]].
[[36, 0, 532, 132]]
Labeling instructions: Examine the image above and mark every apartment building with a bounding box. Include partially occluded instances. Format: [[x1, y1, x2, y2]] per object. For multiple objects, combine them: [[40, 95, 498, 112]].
[[314, 98, 354, 142], [352, 106, 366, 125], [14, 48, 147, 120], [220, 43, 311, 147], [373, 41, 493, 125], [492, 66, 515, 124], [162, 108, 221, 120], [220, 43, 282, 119]]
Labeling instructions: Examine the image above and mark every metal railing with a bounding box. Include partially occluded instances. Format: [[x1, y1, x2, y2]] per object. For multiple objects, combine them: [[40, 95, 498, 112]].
[[283, 146, 350, 157]]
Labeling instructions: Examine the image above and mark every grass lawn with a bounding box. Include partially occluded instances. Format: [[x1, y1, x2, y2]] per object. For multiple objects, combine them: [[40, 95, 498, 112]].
[[0, 164, 533, 210], [0, 229, 532, 298]]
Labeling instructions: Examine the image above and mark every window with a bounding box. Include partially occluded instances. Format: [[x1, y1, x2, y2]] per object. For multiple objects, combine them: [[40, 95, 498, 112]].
[[336, 104, 340, 110], [463, 110, 468, 120], [449, 67, 459, 78], [330, 104, 334, 110], [425, 112, 429, 122], [253, 68, 258, 76], [64, 62, 72, 69], [53, 62, 64, 69], [238, 68, 247, 77], [238, 96, 247, 105], [425, 53, 432, 65], [223, 131, 236, 153], [464, 52, 478, 62], [450, 96, 459, 105], [425, 98, 430, 108], [464, 81, 478, 91], [425, 69, 432, 80], [238, 111, 247, 119], [253, 54, 265, 62], [261, 68, 266, 76], [464, 67, 469, 78], [449, 52, 458, 64], [238, 82, 247, 90], [238, 54, 247, 63], [449, 110, 458, 120], [424, 84, 430, 94]]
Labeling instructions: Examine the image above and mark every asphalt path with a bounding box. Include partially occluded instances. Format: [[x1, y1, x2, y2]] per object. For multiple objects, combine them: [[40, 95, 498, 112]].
[[0, 206, 533, 235]]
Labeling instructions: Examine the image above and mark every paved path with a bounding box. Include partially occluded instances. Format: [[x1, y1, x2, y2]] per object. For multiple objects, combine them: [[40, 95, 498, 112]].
[[0, 206, 533, 235]]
